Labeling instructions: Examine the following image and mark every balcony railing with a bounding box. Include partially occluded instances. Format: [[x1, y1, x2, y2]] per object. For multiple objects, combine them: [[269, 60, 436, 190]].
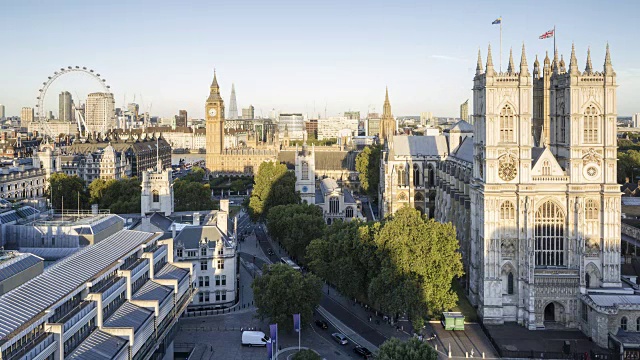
[[4, 333, 53, 360]]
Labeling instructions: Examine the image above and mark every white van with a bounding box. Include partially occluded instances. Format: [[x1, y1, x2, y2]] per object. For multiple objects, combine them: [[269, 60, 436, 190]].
[[241, 331, 269, 347], [280, 257, 301, 271]]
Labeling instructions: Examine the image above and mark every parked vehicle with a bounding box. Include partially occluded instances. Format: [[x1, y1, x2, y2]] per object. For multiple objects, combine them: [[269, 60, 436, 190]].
[[280, 257, 301, 271], [241, 331, 269, 347], [315, 319, 329, 329], [332, 333, 348, 345], [353, 345, 373, 358]]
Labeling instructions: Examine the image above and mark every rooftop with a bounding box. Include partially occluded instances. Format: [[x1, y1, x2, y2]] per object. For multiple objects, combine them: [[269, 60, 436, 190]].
[[103, 302, 153, 332], [0, 252, 43, 283], [65, 330, 128, 360], [174, 225, 231, 250], [390, 135, 448, 158], [0, 229, 156, 341]]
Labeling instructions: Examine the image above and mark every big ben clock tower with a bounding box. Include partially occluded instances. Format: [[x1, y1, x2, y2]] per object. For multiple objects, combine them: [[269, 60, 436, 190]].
[[205, 70, 225, 170]]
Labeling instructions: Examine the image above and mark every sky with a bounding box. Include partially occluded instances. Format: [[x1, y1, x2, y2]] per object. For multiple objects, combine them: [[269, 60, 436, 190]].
[[2, 0, 639, 119]]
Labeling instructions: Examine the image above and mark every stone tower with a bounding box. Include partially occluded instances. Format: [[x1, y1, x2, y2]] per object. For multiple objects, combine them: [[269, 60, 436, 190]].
[[295, 144, 316, 205], [379, 87, 395, 145], [228, 83, 238, 120], [533, 51, 552, 146], [141, 159, 174, 216], [205, 71, 225, 170]]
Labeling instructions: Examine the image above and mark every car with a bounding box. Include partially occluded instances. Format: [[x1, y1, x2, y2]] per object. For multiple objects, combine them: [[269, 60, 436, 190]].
[[353, 345, 373, 358], [280, 257, 301, 271], [332, 332, 348, 345], [315, 319, 328, 329], [267, 248, 274, 256]]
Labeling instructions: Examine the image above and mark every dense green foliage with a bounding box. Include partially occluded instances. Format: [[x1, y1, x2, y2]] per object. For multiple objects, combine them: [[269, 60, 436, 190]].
[[290, 138, 337, 146], [89, 177, 141, 214], [251, 264, 322, 332], [306, 207, 463, 329], [376, 338, 438, 360], [291, 349, 322, 360], [48, 173, 88, 210], [209, 175, 253, 194], [173, 179, 215, 211], [618, 149, 640, 184], [249, 161, 299, 220], [266, 203, 326, 263], [181, 166, 206, 183], [355, 144, 382, 198]]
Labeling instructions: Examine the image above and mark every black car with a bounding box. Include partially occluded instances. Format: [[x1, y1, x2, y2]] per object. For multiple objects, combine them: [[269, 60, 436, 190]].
[[315, 319, 328, 329], [353, 345, 373, 358]]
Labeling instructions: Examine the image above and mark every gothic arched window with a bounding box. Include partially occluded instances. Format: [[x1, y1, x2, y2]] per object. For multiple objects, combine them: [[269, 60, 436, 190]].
[[329, 196, 339, 214], [301, 161, 309, 180], [636, 317, 640, 332], [500, 201, 515, 221], [621, 316, 628, 331], [152, 190, 159, 203], [345, 206, 354, 218], [427, 164, 435, 187], [499, 105, 515, 143], [542, 160, 551, 176], [535, 201, 565, 267], [584, 106, 599, 144], [397, 166, 407, 186], [507, 272, 514, 295], [413, 164, 421, 187], [585, 199, 599, 220]]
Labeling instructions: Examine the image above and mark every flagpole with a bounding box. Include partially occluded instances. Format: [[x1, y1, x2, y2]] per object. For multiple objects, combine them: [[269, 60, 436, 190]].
[[553, 25, 556, 52], [500, 17, 502, 72]]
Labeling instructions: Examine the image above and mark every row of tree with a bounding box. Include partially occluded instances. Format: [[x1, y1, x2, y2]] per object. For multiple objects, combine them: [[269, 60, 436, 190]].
[[355, 144, 382, 199], [49, 173, 141, 213], [289, 338, 437, 360]]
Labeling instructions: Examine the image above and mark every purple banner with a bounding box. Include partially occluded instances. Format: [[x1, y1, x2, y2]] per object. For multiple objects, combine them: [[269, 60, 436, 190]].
[[266, 340, 272, 359], [293, 313, 301, 332], [269, 323, 278, 347]]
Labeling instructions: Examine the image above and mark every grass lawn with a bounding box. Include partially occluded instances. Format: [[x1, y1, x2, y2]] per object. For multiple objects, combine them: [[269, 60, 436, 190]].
[[451, 280, 479, 323]]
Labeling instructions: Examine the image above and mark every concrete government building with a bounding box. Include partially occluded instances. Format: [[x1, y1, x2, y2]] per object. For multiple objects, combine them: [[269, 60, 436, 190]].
[[205, 71, 277, 175], [379, 43, 638, 349]]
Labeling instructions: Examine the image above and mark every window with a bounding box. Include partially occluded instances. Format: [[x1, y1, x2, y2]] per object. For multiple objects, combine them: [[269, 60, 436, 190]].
[[345, 206, 354, 218], [187, 250, 196, 257], [637, 318, 640, 332], [499, 105, 515, 143], [507, 273, 514, 295], [582, 302, 588, 322], [203, 292, 210, 302], [221, 275, 226, 286], [198, 276, 203, 287], [397, 166, 407, 186], [585, 199, 598, 220], [200, 261, 208, 270], [215, 291, 221, 301], [542, 160, 551, 176], [584, 105, 599, 143], [413, 164, 421, 187], [217, 260, 224, 269], [215, 275, 220, 286], [204, 276, 210, 287], [201, 247, 207, 256], [301, 161, 309, 180], [221, 291, 226, 301], [218, 248, 223, 255], [535, 201, 565, 267], [176, 248, 183, 257], [198, 292, 203, 302], [329, 196, 339, 214], [621, 317, 628, 331], [152, 190, 159, 203], [500, 201, 515, 221], [585, 273, 591, 289]]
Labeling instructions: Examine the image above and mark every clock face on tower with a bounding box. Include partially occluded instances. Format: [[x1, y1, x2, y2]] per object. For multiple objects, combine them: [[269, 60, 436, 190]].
[[208, 108, 217, 117], [302, 186, 308, 193]]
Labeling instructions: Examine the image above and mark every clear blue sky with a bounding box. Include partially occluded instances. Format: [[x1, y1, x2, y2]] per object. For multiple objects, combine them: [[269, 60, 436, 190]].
[[2, 0, 639, 119]]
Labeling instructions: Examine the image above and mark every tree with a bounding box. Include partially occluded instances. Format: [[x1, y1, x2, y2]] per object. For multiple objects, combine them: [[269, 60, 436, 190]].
[[249, 161, 299, 220], [291, 349, 321, 360], [48, 173, 88, 210], [181, 166, 206, 183], [252, 264, 322, 332], [618, 150, 640, 183], [356, 144, 382, 199], [174, 179, 215, 211], [376, 338, 438, 360], [372, 206, 463, 328], [306, 220, 381, 302], [266, 203, 326, 263], [89, 177, 142, 214]]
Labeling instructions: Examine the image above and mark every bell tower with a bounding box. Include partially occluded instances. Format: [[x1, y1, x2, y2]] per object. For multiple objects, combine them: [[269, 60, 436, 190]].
[[379, 87, 395, 145], [206, 70, 225, 171]]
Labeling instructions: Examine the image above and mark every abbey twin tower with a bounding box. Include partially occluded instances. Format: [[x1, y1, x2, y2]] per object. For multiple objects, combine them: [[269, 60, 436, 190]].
[[380, 42, 629, 347]]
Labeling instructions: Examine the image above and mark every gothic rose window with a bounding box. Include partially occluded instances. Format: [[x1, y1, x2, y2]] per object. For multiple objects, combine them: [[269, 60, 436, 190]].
[[534, 201, 565, 267]]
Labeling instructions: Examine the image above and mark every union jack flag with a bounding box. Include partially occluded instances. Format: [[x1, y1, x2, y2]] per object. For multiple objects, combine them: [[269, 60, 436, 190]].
[[539, 29, 554, 39]]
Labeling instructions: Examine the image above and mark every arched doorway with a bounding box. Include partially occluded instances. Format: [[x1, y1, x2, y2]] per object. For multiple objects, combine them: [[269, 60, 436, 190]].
[[544, 303, 555, 321]]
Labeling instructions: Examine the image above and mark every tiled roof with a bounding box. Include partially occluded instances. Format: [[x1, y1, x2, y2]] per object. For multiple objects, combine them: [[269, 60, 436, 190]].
[[0, 230, 155, 340], [132, 281, 172, 302], [174, 226, 226, 249], [65, 330, 128, 360], [103, 302, 152, 332], [155, 263, 188, 282], [588, 294, 640, 307], [278, 150, 358, 171], [450, 136, 473, 163], [390, 135, 448, 157], [0, 253, 43, 283], [150, 213, 173, 232]]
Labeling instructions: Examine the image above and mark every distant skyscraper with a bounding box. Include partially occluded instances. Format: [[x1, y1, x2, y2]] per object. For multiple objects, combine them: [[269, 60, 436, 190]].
[[0, 104, 5, 120], [86, 92, 115, 133], [228, 83, 238, 120], [58, 91, 73, 122], [176, 110, 187, 127], [21, 107, 34, 128], [634, 113, 640, 128], [127, 103, 139, 121], [460, 99, 469, 122], [366, 113, 381, 137], [242, 105, 254, 120], [277, 113, 305, 140]]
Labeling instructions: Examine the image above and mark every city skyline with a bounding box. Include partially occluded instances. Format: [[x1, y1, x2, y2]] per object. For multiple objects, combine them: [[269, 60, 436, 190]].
[[2, 0, 639, 119]]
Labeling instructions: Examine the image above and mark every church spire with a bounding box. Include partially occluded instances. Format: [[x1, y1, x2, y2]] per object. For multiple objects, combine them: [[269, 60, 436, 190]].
[[486, 44, 495, 76], [559, 54, 566, 73], [585, 47, 593, 74], [544, 51, 550, 68], [520, 43, 529, 76], [604, 42, 615, 75], [211, 69, 219, 90], [552, 47, 559, 73], [476, 48, 483, 76], [568, 43, 579, 75], [383, 86, 391, 118], [507, 47, 514, 73]]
